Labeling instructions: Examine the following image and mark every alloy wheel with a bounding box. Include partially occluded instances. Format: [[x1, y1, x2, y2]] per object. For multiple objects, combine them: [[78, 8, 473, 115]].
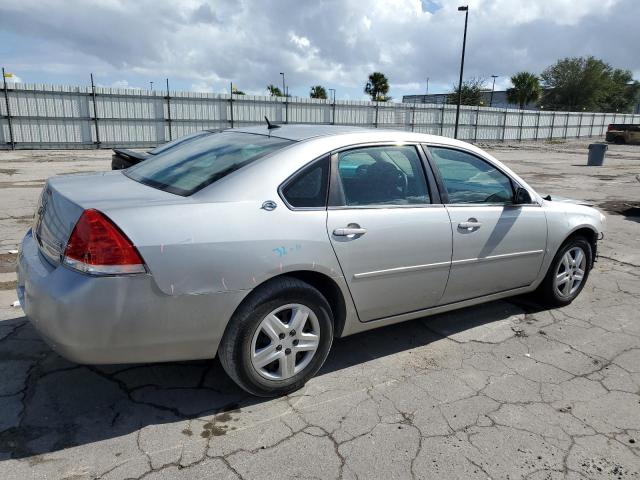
[[554, 246, 586, 298], [250, 303, 320, 380]]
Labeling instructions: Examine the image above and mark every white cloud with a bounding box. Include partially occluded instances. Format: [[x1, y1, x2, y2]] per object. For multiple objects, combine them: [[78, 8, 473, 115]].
[[289, 32, 311, 50], [0, 0, 637, 100], [110, 79, 139, 89]]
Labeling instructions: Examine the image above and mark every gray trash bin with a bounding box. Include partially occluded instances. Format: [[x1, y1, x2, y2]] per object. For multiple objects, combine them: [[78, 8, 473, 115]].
[[587, 143, 608, 166]]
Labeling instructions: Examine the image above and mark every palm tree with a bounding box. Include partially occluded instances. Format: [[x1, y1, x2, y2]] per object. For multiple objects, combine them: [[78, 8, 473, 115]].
[[506, 72, 542, 109], [266, 84, 283, 97], [310, 85, 327, 99], [364, 72, 391, 101]]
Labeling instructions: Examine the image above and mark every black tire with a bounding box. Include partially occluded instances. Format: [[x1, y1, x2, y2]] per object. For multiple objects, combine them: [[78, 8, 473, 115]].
[[536, 236, 592, 307], [218, 277, 333, 397], [614, 136, 625, 145]]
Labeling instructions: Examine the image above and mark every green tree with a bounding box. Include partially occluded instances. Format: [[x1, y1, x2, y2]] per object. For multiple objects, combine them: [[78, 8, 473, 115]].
[[506, 72, 542, 109], [599, 70, 639, 113], [364, 72, 391, 101], [231, 85, 245, 95], [447, 78, 485, 106], [309, 85, 328, 99], [541, 56, 639, 112], [266, 84, 284, 97]]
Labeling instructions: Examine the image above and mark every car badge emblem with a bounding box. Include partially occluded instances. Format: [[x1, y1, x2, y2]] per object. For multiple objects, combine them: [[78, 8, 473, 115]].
[[261, 200, 277, 211]]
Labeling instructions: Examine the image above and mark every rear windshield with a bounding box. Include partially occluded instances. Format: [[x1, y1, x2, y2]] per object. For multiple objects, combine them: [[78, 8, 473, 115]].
[[125, 132, 293, 196], [148, 130, 214, 155]]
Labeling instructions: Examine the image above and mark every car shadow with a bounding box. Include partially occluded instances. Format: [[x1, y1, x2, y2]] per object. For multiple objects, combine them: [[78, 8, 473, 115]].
[[0, 296, 544, 461]]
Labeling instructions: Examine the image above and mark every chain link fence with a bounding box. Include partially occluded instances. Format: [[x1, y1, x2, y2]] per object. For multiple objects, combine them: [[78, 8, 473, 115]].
[[1, 83, 639, 149]]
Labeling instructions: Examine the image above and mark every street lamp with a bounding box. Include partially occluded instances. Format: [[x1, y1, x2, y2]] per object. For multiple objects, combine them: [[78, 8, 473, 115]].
[[426, 77, 429, 95], [149, 81, 153, 91], [490, 75, 498, 107], [454, 5, 469, 139], [279, 72, 286, 97]]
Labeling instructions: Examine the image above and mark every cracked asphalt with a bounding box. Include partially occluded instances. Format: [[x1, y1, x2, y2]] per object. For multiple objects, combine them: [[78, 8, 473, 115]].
[[0, 139, 639, 479]]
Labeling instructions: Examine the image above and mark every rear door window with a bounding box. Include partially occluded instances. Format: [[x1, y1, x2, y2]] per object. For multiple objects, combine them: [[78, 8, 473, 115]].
[[125, 132, 293, 196]]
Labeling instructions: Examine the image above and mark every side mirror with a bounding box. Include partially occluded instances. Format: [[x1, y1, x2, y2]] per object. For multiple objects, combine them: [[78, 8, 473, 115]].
[[514, 187, 532, 205]]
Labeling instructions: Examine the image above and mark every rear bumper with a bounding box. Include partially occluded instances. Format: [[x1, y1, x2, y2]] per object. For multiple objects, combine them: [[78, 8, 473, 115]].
[[17, 230, 248, 364]]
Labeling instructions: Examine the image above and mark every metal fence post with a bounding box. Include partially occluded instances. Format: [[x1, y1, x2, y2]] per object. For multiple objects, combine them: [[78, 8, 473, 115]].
[[332, 98, 336, 125], [549, 112, 556, 140], [518, 110, 524, 141], [410, 106, 415, 132], [501, 109, 508, 142], [440, 103, 445, 136], [2, 67, 16, 150], [284, 88, 289, 124], [374, 102, 379, 128], [165, 78, 172, 140], [563, 113, 569, 139], [589, 112, 595, 137], [534, 110, 541, 141], [90, 73, 101, 149], [229, 82, 234, 129], [472, 105, 479, 141]]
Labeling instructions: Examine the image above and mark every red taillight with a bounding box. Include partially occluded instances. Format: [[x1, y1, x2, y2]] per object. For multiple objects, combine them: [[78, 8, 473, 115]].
[[63, 209, 145, 275], [607, 124, 613, 131]]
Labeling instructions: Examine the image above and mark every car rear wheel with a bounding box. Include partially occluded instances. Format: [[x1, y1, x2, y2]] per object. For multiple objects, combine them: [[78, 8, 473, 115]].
[[614, 136, 625, 145], [536, 236, 592, 307], [218, 277, 333, 397]]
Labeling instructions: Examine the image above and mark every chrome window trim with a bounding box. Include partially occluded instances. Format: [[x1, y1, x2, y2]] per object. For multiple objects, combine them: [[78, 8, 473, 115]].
[[327, 204, 445, 211]]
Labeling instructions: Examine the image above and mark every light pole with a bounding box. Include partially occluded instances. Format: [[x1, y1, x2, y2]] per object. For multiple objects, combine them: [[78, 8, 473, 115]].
[[490, 75, 498, 107], [279, 72, 286, 97], [454, 5, 469, 139], [426, 77, 429, 95], [149, 81, 153, 91]]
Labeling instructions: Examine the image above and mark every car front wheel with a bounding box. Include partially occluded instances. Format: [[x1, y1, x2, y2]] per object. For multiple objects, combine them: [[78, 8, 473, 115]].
[[536, 236, 592, 307], [218, 277, 334, 397]]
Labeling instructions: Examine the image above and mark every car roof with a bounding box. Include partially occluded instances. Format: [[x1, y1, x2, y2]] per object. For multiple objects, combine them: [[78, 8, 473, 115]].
[[228, 124, 479, 150], [230, 124, 373, 141]]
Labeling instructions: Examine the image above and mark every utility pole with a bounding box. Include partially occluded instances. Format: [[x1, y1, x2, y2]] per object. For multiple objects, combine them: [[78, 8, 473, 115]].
[[454, 5, 469, 139]]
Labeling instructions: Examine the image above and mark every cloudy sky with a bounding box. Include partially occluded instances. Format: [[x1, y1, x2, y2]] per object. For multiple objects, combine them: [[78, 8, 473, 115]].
[[1, 0, 638, 100]]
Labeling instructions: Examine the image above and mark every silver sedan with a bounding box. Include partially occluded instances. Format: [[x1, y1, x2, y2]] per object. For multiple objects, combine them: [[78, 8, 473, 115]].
[[17, 125, 606, 396]]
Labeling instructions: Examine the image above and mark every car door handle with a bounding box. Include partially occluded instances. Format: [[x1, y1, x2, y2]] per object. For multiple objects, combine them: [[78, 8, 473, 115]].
[[458, 220, 482, 230], [333, 227, 367, 237]]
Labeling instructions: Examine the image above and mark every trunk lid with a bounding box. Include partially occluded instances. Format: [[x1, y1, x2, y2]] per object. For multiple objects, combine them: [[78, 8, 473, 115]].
[[33, 171, 183, 265]]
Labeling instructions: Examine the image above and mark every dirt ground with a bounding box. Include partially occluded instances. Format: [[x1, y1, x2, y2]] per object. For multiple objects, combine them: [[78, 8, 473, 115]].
[[0, 137, 639, 479]]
